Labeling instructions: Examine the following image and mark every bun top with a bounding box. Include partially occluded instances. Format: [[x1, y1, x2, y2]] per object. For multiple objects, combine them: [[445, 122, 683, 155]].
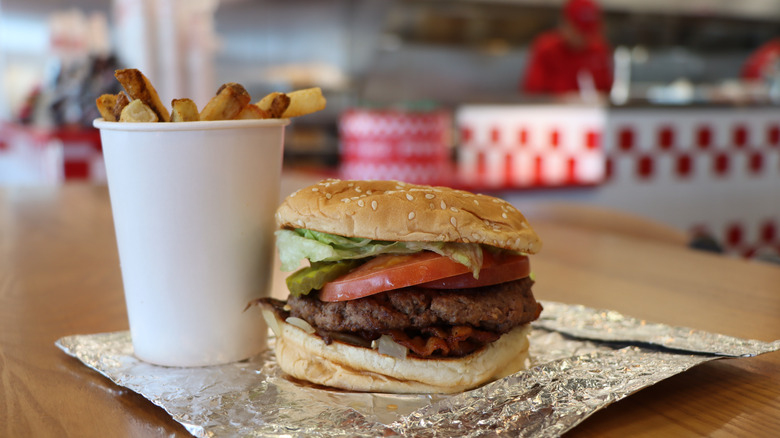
[[276, 179, 541, 254]]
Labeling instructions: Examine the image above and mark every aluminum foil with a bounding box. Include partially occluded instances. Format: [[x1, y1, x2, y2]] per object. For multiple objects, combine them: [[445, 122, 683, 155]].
[[56, 301, 780, 437]]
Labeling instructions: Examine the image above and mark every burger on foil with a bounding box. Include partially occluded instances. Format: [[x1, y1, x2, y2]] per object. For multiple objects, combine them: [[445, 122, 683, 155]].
[[254, 179, 543, 393]]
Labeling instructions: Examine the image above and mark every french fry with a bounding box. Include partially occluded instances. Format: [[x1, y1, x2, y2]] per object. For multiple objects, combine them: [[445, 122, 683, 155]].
[[199, 82, 251, 121], [236, 105, 270, 120], [114, 68, 170, 122], [96, 94, 117, 121], [270, 93, 291, 118], [255, 92, 291, 118], [113, 91, 130, 120], [170, 98, 199, 122], [282, 87, 326, 118], [119, 99, 159, 122], [98, 67, 327, 124], [255, 92, 281, 112]]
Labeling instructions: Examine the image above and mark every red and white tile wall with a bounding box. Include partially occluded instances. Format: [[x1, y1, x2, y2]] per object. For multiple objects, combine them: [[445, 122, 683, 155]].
[[457, 106, 780, 258], [457, 105, 606, 189]]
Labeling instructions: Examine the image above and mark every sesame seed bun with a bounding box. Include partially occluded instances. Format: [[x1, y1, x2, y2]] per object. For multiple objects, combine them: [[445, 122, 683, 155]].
[[275, 179, 542, 254], [264, 308, 531, 393]]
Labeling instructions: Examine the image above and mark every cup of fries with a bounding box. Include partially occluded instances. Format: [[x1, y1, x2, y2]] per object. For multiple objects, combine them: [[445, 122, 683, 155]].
[[93, 69, 325, 367]]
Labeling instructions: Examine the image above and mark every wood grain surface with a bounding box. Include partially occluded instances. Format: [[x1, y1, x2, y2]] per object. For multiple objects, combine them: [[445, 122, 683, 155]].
[[1, 182, 778, 437]]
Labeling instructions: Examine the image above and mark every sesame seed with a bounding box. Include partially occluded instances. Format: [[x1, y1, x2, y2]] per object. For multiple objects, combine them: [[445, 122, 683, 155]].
[[450, 217, 457, 226], [408, 212, 416, 220], [371, 200, 378, 210], [429, 203, 435, 209], [521, 223, 529, 229], [441, 201, 446, 210], [348, 183, 354, 187], [473, 200, 479, 205], [492, 198, 501, 203], [325, 193, 332, 199], [296, 219, 304, 226], [355, 187, 362, 192], [358, 200, 365, 207], [425, 193, 435, 199], [406, 194, 414, 201], [341, 198, 350, 203], [450, 206, 459, 213], [312, 187, 319, 192], [502, 212, 508, 219], [366, 190, 372, 195], [484, 220, 490, 226]]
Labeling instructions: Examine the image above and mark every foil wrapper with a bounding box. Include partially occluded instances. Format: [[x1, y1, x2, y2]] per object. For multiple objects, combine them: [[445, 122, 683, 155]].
[[56, 301, 780, 437]]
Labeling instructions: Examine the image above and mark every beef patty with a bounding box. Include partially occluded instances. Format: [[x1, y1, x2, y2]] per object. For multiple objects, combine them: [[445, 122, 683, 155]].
[[285, 277, 541, 335]]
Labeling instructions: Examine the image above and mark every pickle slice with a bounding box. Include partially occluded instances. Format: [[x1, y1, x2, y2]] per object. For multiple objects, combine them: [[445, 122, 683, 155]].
[[285, 259, 364, 297]]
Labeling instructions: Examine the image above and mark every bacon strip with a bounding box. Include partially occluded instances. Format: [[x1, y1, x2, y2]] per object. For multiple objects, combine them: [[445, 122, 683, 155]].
[[386, 325, 501, 358]]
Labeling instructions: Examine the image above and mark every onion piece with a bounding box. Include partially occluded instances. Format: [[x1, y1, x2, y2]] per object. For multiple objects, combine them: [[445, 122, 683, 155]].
[[261, 309, 280, 337], [375, 334, 408, 359], [285, 316, 315, 334]]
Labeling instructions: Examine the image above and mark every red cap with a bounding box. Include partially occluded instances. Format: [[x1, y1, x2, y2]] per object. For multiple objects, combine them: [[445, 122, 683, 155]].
[[564, 0, 602, 36]]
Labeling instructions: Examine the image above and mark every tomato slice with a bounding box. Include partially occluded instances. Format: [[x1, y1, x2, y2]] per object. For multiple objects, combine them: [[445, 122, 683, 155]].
[[418, 252, 530, 289], [318, 250, 532, 302], [319, 252, 471, 302]]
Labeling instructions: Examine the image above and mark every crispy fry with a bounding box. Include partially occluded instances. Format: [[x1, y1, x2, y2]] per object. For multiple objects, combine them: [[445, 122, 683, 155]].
[[96, 94, 117, 121], [120, 99, 159, 122], [236, 105, 270, 120], [114, 68, 170, 122], [270, 93, 291, 118], [255, 92, 291, 118], [199, 82, 251, 121], [113, 91, 130, 120], [255, 92, 281, 112], [282, 87, 326, 118], [170, 98, 199, 122]]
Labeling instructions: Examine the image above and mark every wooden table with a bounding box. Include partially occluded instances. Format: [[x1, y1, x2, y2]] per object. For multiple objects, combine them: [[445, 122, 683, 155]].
[[2, 182, 779, 437]]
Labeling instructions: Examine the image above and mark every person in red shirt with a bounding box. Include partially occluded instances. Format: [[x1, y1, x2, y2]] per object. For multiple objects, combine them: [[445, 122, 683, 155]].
[[521, 0, 613, 97], [740, 38, 780, 82]]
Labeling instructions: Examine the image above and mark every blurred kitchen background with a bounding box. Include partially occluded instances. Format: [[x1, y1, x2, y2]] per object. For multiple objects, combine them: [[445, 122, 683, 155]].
[[1, 0, 779, 260]]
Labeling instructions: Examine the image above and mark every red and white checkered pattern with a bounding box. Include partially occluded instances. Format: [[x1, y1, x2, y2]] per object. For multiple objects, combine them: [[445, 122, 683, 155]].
[[690, 218, 780, 259], [460, 105, 780, 258], [456, 105, 606, 189], [339, 109, 454, 185], [56, 129, 105, 181], [0, 123, 105, 182]]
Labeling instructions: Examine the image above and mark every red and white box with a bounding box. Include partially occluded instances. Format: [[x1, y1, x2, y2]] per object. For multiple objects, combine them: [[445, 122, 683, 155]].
[[339, 108, 454, 186]]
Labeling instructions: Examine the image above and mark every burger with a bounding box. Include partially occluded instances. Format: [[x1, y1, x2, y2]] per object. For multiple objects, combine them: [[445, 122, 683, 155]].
[[254, 179, 543, 393]]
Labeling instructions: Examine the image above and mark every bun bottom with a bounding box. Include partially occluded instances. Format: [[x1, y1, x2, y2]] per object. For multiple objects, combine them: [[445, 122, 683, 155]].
[[263, 309, 532, 393]]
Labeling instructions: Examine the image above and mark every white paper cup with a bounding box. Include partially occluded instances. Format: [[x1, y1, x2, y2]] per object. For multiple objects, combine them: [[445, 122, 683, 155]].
[[94, 118, 289, 367]]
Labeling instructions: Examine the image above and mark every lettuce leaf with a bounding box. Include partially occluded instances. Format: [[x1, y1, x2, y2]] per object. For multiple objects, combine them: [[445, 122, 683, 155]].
[[275, 228, 484, 277]]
